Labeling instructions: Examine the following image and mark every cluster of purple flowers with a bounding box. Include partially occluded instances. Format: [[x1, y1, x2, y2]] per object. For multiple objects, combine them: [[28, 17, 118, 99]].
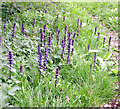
[[80, 20, 82, 27], [21, 23, 25, 36], [12, 23, 16, 38], [48, 32, 51, 53], [43, 47, 48, 71], [38, 45, 42, 74], [8, 51, 13, 68], [40, 29, 43, 46], [94, 27, 97, 34], [20, 65, 23, 76], [97, 32, 100, 41], [55, 67, 59, 79]]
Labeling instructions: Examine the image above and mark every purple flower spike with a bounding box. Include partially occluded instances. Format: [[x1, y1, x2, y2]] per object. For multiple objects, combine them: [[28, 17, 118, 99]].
[[68, 32, 71, 42], [109, 36, 112, 46], [20, 65, 23, 76], [66, 55, 69, 64], [68, 39, 71, 54], [72, 39, 74, 46], [65, 26, 67, 35], [61, 40, 64, 48], [95, 27, 97, 34], [73, 33, 76, 39], [77, 29, 79, 36], [80, 20, 82, 27], [87, 19, 88, 23], [71, 48, 74, 55], [8, 51, 13, 68], [48, 33, 51, 53], [38, 52, 42, 69], [77, 18, 79, 26], [43, 47, 48, 71], [55, 67, 59, 78], [40, 31, 43, 46], [0, 37, 1, 46], [21, 23, 25, 36], [38, 44, 40, 54], [12, 23, 16, 38], [57, 30, 60, 45], [88, 45, 90, 50], [103, 37, 105, 44], [94, 52, 97, 63], [63, 16, 65, 22], [43, 24, 46, 34], [33, 19, 35, 28], [97, 32, 100, 41]]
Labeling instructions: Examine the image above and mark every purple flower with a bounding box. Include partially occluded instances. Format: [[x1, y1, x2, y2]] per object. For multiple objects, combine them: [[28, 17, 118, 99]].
[[65, 26, 67, 35], [38, 50, 42, 73], [43, 24, 46, 34], [12, 23, 16, 38], [94, 52, 96, 63], [38, 44, 40, 54], [0, 37, 1, 46], [80, 20, 82, 27], [103, 37, 105, 45], [68, 39, 71, 54], [55, 67, 59, 78], [91, 29, 93, 32], [87, 19, 88, 23], [20, 65, 23, 76], [66, 55, 69, 64], [55, 20, 57, 25], [61, 40, 65, 59], [57, 30, 60, 45], [63, 16, 65, 22], [77, 29, 79, 36], [94, 27, 97, 34], [48, 33, 51, 53], [40, 31, 43, 46], [67, 32, 71, 42], [56, 25, 58, 32], [109, 36, 111, 46], [38, 10, 40, 13], [43, 10, 47, 13], [73, 33, 76, 39], [97, 32, 100, 41], [88, 45, 90, 50], [90, 64, 92, 69], [8, 51, 13, 68], [21, 23, 25, 36], [33, 19, 35, 28], [71, 48, 74, 55], [77, 18, 79, 26], [43, 47, 48, 71], [72, 39, 74, 46]]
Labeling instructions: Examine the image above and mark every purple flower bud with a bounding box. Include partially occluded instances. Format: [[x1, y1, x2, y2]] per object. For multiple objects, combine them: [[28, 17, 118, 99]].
[[20, 65, 23, 76], [63, 16, 65, 22], [95, 27, 97, 34], [61, 40, 64, 48], [94, 52, 96, 63], [43, 24, 46, 33], [97, 32, 100, 41], [56, 25, 58, 32], [91, 29, 93, 32], [90, 64, 92, 69], [66, 55, 69, 64], [21, 23, 25, 36], [43, 9, 47, 13], [80, 20, 82, 27], [8, 51, 13, 68], [109, 36, 111, 46], [73, 33, 76, 39], [55, 20, 57, 25], [71, 48, 74, 55], [72, 39, 74, 46], [33, 19, 35, 28], [12, 23, 16, 38], [38, 10, 40, 13], [55, 67, 59, 78], [88, 45, 90, 50], [4, 23, 6, 33], [40, 28, 42, 33], [57, 14, 59, 19]]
